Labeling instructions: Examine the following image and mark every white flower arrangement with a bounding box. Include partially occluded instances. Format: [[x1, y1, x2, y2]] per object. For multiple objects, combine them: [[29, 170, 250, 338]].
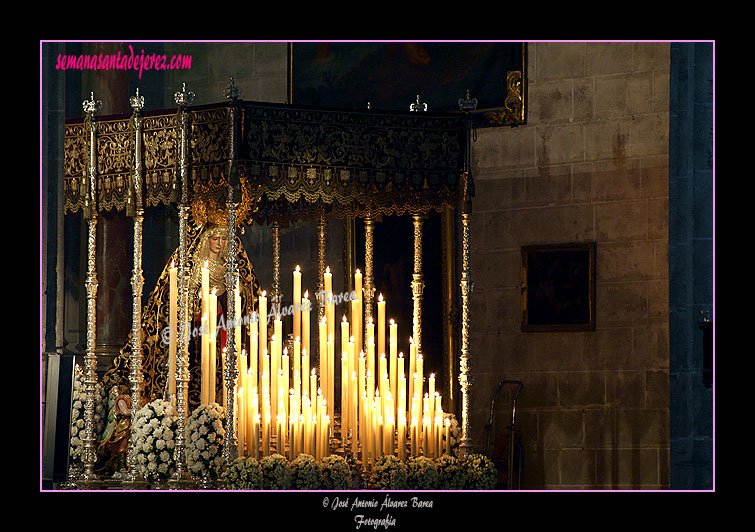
[[436, 455, 467, 490], [320, 454, 351, 490], [222, 457, 263, 490], [131, 399, 178, 483], [463, 453, 497, 490], [68, 365, 107, 464], [406, 455, 439, 490], [186, 402, 226, 479], [260, 453, 292, 490], [290, 453, 322, 490], [369, 455, 408, 490]]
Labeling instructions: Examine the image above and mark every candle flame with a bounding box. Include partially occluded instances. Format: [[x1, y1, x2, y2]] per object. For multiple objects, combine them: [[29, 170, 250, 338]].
[[356, 268, 361, 275], [409, 336, 414, 344], [399, 352, 403, 359], [283, 347, 288, 355], [378, 293, 383, 302], [368, 316, 373, 324], [295, 265, 300, 272], [325, 266, 330, 274], [211, 287, 217, 296], [342, 315, 348, 322], [350, 336, 355, 343], [204, 260, 208, 268], [261, 290, 267, 297], [171, 260, 175, 268], [389, 318, 395, 325], [304, 290, 309, 298]]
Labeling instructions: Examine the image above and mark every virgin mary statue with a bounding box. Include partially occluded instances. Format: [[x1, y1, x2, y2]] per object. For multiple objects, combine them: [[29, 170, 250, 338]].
[[102, 222, 261, 411]]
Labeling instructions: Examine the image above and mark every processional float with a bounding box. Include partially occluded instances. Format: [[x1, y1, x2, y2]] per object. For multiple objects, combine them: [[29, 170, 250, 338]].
[[62, 79, 477, 488]]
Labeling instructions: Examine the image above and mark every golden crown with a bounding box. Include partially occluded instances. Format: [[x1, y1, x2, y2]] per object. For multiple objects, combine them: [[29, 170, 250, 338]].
[[189, 170, 259, 228]]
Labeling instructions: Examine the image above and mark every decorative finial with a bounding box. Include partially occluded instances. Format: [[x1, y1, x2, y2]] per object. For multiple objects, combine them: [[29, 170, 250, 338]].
[[129, 87, 145, 112], [174, 82, 195, 107], [458, 89, 478, 112], [409, 94, 427, 112], [367, 101, 372, 110], [224, 77, 240, 100], [82, 91, 102, 116]]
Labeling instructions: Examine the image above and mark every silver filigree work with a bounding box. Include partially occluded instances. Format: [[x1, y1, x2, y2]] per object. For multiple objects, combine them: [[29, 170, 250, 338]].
[[79, 98, 100, 487], [412, 215, 424, 356], [363, 215, 375, 325]]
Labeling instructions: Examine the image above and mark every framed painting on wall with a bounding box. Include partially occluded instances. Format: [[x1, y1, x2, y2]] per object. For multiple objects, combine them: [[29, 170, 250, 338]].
[[521, 242, 596, 332]]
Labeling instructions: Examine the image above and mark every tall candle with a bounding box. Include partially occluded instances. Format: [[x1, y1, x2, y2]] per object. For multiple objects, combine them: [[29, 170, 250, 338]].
[[408, 337, 416, 411], [252, 410, 260, 459], [324, 266, 334, 345], [293, 340, 301, 413], [302, 348, 310, 402], [201, 313, 209, 405], [263, 409, 270, 457], [341, 351, 349, 439], [258, 291, 267, 388], [327, 333, 335, 421], [389, 322, 397, 413], [249, 325, 258, 399], [377, 294, 386, 358], [302, 291, 310, 360], [351, 371, 358, 454], [239, 352, 248, 451], [209, 288, 217, 404], [282, 349, 289, 423], [379, 353, 387, 405], [358, 353, 365, 423], [234, 283, 241, 357], [293, 265, 301, 342], [341, 315, 350, 365], [271, 334, 279, 422], [416, 353, 424, 417], [398, 355, 406, 418], [354, 269, 362, 353], [319, 318, 327, 404], [398, 412, 406, 461], [168, 261, 177, 398], [429, 373, 436, 424]]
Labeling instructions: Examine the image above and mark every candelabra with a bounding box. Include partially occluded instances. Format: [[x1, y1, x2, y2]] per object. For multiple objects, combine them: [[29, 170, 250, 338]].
[[78, 92, 102, 489], [168, 83, 196, 489], [223, 78, 240, 466], [123, 88, 148, 488]]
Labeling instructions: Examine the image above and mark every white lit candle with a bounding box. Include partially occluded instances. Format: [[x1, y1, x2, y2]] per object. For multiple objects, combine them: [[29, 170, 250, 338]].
[[302, 348, 310, 402], [302, 291, 310, 361], [168, 261, 177, 398], [209, 288, 217, 404], [293, 265, 301, 342], [201, 313, 209, 405], [377, 294, 386, 358], [258, 291, 267, 388], [324, 266, 334, 345]]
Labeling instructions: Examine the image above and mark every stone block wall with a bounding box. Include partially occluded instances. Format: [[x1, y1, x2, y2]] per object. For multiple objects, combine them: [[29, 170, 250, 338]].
[[467, 42, 670, 489]]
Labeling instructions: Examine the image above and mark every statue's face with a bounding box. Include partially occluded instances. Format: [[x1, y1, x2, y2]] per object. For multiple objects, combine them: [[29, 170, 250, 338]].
[[208, 235, 227, 255]]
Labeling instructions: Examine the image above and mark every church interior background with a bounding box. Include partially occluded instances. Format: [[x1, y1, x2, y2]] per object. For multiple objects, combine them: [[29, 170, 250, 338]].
[[40, 41, 714, 493]]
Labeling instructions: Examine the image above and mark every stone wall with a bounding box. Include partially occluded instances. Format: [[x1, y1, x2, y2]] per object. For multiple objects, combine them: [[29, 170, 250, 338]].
[[467, 42, 671, 489]]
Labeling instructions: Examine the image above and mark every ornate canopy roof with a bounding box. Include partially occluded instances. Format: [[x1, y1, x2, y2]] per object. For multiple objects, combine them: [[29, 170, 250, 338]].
[[64, 99, 468, 225]]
